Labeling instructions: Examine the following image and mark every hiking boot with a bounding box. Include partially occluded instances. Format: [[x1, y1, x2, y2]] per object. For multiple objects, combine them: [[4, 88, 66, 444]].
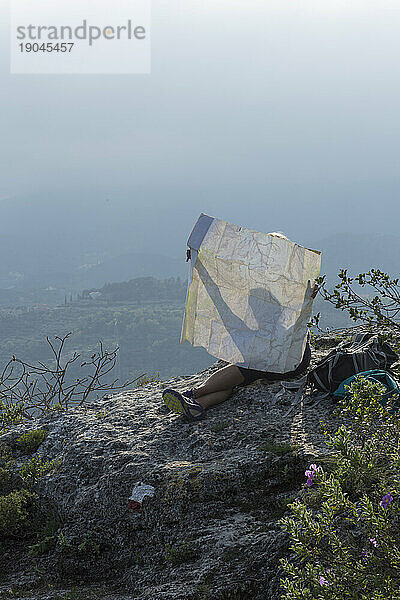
[[162, 388, 205, 421]]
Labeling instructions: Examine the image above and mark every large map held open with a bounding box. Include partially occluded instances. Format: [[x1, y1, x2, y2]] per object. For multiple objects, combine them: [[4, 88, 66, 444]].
[[181, 214, 321, 373]]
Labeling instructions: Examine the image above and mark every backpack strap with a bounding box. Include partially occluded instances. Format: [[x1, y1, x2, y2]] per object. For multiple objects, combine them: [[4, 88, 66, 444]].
[[274, 375, 332, 417], [278, 375, 308, 391], [308, 368, 330, 393], [273, 376, 308, 417]]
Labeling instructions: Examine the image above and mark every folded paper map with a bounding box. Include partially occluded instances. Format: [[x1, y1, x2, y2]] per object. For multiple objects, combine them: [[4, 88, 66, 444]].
[[181, 214, 321, 373]]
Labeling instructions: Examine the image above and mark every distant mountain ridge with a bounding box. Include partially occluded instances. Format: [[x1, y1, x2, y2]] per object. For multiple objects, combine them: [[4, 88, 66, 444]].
[[0, 251, 187, 290], [1, 232, 398, 292]]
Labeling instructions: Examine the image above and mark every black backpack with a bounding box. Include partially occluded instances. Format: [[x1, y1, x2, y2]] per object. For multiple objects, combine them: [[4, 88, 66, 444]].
[[307, 333, 399, 394]]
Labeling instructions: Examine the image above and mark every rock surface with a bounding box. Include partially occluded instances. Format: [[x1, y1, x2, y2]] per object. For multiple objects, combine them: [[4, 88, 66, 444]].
[[0, 327, 372, 600]]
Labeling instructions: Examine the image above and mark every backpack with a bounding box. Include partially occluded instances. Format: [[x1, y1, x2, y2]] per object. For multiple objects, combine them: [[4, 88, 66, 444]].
[[307, 333, 398, 394], [332, 369, 400, 413]]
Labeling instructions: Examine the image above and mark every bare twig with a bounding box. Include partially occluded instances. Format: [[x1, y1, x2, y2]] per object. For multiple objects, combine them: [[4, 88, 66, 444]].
[[0, 333, 144, 421]]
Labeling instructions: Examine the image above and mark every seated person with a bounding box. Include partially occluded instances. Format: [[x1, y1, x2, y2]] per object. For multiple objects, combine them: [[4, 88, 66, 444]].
[[162, 337, 312, 421], [163, 263, 318, 421]]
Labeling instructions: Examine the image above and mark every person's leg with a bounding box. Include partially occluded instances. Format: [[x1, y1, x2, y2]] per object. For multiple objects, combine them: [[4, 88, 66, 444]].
[[194, 365, 245, 396], [163, 364, 246, 419], [191, 364, 245, 409], [196, 388, 233, 410]]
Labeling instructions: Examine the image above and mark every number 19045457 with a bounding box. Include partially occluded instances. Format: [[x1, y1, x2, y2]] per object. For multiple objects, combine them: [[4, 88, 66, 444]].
[[19, 42, 74, 52]]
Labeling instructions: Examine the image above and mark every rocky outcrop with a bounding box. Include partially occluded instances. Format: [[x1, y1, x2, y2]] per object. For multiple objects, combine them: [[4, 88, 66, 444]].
[[0, 329, 363, 600]]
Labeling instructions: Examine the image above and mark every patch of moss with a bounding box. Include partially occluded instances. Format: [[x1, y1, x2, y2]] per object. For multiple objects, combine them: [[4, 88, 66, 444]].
[[258, 440, 299, 455], [164, 541, 198, 565], [17, 429, 48, 454], [194, 584, 212, 600], [222, 546, 243, 562], [210, 421, 230, 433]]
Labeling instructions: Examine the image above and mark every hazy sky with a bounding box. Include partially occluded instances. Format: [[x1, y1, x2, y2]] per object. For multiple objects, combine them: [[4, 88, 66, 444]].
[[1, 0, 400, 262]]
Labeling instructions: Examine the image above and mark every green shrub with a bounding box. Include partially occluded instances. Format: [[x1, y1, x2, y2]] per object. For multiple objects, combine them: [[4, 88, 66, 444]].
[[0, 466, 13, 495], [77, 530, 101, 556], [136, 372, 161, 387], [0, 401, 25, 431], [94, 410, 107, 419], [17, 429, 48, 454], [279, 377, 400, 599], [29, 519, 59, 556], [18, 454, 59, 486], [0, 489, 33, 537], [57, 530, 72, 552]]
